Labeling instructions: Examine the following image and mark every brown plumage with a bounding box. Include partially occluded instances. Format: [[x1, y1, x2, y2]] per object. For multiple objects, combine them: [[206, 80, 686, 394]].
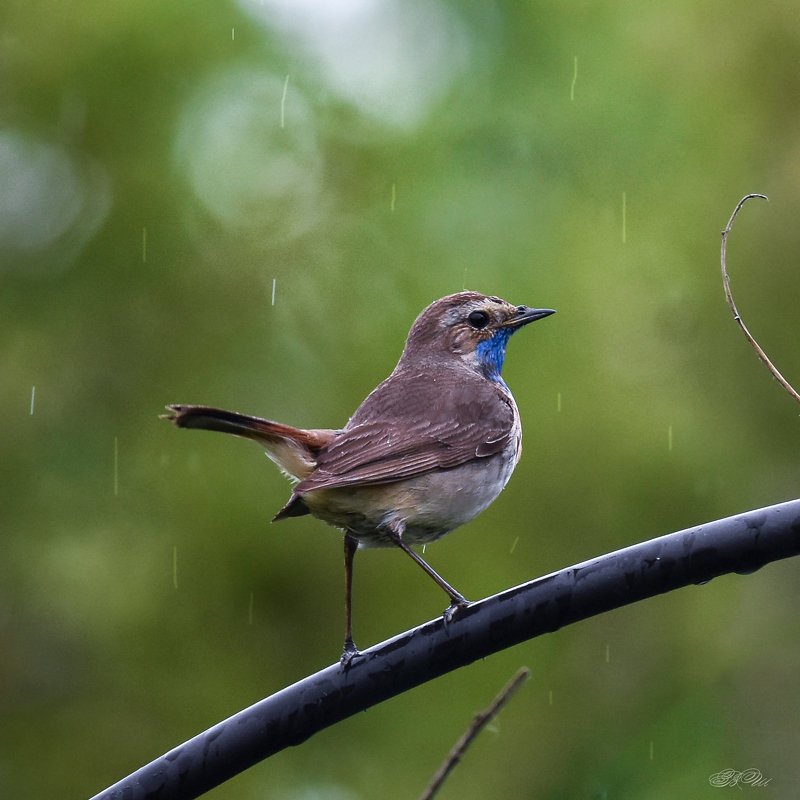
[[164, 291, 554, 663]]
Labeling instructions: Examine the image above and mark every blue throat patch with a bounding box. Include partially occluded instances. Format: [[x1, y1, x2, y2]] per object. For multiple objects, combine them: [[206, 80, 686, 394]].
[[475, 328, 513, 383]]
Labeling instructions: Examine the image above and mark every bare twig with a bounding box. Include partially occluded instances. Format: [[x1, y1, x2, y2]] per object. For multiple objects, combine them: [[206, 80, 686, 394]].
[[419, 667, 531, 800], [720, 193, 800, 404]]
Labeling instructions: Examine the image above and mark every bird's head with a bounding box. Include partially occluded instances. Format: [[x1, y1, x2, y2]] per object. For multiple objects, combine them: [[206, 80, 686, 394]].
[[400, 291, 555, 381]]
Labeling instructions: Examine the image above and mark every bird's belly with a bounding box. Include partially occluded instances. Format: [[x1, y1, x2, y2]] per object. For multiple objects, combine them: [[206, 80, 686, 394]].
[[301, 453, 517, 548]]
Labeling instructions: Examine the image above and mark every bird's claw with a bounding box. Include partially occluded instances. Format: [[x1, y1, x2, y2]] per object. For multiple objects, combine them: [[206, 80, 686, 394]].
[[340, 638, 362, 669], [443, 597, 470, 624]]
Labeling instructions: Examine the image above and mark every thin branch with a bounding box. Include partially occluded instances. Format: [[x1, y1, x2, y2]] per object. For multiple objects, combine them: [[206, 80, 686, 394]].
[[90, 498, 800, 800], [419, 666, 531, 800], [720, 193, 800, 403]]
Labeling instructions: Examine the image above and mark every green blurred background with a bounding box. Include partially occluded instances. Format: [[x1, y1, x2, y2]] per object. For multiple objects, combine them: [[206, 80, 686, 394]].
[[2, 1, 799, 797]]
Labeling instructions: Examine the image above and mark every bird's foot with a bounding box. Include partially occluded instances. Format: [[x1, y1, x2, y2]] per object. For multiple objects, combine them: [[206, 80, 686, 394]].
[[340, 637, 362, 669], [442, 595, 470, 624]]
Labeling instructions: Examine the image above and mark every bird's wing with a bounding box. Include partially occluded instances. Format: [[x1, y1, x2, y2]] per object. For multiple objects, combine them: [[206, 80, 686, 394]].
[[293, 371, 517, 493]]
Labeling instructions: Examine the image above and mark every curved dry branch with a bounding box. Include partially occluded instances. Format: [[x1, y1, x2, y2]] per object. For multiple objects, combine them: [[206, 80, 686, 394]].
[[720, 193, 800, 403], [89, 498, 800, 800]]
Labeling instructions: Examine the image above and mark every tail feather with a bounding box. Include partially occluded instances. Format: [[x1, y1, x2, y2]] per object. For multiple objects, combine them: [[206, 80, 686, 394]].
[[163, 404, 337, 482]]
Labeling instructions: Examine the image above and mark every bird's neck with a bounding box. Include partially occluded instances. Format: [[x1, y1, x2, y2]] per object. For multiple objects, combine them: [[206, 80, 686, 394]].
[[475, 330, 513, 384]]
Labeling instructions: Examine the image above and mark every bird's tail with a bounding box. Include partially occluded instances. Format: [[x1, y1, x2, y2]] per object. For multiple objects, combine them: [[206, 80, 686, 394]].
[[162, 404, 336, 482]]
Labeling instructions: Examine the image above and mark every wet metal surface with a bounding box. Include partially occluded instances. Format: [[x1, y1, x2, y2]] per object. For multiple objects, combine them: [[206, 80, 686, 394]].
[[91, 499, 800, 800]]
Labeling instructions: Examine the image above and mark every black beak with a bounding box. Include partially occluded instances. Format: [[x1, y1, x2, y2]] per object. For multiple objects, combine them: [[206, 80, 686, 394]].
[[503, 306, 556, 329]]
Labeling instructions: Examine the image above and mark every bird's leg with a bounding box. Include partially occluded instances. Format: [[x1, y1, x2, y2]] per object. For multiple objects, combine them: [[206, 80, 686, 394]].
[[385, 520, 469, 620], [341, 532, 360, 666]]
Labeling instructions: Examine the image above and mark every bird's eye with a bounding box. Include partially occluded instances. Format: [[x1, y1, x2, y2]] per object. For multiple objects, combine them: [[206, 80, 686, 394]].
[[467, 310, 490, 329]]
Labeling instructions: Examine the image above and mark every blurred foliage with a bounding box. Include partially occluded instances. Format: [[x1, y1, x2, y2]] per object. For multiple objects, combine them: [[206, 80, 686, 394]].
[[2, 0, 799, 797]]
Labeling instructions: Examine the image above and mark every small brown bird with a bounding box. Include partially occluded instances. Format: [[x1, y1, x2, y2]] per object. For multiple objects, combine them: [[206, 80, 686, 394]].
[[164, 291, 554, 663]]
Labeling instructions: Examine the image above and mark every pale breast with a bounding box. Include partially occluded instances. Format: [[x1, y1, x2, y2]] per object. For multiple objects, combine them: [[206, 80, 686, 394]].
[[301, 446, 519, 548]]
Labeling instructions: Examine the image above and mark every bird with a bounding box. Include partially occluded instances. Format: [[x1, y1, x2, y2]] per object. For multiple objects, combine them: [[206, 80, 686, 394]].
[[163, 291, 554, 664]]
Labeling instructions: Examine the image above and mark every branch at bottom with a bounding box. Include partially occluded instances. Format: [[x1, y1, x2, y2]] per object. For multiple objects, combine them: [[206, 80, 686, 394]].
[[90, 498, 800, 800]]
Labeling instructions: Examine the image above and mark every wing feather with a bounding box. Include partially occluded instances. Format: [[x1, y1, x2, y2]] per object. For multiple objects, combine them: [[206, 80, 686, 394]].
[[294, 370, 516, 493]]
